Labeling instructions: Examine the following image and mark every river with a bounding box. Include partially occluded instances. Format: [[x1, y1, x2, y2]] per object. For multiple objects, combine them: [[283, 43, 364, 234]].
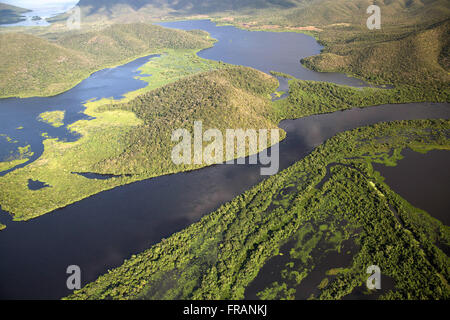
[[373, 149, 450, 226], [0, 20, 448, 300]]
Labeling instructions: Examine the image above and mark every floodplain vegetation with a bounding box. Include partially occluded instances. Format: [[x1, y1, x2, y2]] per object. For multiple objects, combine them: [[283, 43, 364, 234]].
[[0, 142, 33, 173], [3, 61, 448, 222], [272, 76, 450, 121], [0, 66, 278, 221], [0, 1, 449, 301], [66, 119, 450, 300], [38, 110, 66, 128]]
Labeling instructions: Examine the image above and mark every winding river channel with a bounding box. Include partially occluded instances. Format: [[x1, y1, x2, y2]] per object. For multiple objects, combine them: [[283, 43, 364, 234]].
[[0, 20, 448, 299]]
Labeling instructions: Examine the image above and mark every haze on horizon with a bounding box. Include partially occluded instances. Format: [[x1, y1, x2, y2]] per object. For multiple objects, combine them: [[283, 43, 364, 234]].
[[1, 0, 78, 10]]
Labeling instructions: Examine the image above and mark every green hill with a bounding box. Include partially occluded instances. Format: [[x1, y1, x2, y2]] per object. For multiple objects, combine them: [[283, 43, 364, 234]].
[[56, 23, 212, 66], [92, 66, 279, 176], [279, 0, 450, 26], [76, 0, 298, 16], [0, 32, 95, 98], [0, 23, 214, 98], [300, 15, 450, 87], [66, 0, 450, 88], [6, 1, 450, 92], [0, 66, 279, 220], [235, 0, 450, 87]]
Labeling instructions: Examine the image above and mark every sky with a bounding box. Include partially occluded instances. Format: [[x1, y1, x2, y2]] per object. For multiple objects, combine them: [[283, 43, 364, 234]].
[[2, 0, 78, 10]]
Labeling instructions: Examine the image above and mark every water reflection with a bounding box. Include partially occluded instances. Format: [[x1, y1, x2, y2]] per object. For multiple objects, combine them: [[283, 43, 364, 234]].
[[0, 102, 448, 299], [373, 149, 450, 226], [158, 20, 370, 87], [0, 55, 158, 176]]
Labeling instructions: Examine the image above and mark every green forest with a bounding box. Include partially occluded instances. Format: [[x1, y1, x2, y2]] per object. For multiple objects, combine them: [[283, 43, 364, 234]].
[[0, 0, 448, 302], [70, 0, 450, 89], [66, 119, 450, 300], [4, 62, 448, 221], [0, 23, 214, 98], [0, 66, 280, 221], [94, 66, 279, 176], [272, 77, 450, 120]]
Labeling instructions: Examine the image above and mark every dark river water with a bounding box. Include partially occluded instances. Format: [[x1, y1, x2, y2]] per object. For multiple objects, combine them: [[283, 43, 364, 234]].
[[373, 149, 450, 226], [0, 55, 159, 177], [158, 20, 369, 87], [0, 20, 448, 300]]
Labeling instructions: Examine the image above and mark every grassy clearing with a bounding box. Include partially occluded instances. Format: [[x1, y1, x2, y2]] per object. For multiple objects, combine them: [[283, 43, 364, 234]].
[[117, 48, 224, 101], [0, 99, 143, 219]]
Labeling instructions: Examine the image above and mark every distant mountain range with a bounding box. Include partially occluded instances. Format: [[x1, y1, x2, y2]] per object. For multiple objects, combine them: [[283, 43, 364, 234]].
[[3, 0, 450, 26], [2, 0, 448, 93], [76, 0, 298, 15], [63, 0, 450, 28]]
